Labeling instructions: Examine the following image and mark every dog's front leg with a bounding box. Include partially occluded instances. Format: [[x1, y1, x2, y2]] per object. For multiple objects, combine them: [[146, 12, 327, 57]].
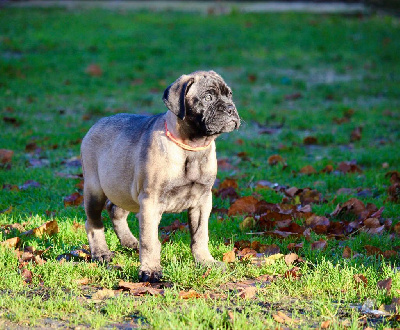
[[188, 192, 222, 266], [138, 195, 162, 282]]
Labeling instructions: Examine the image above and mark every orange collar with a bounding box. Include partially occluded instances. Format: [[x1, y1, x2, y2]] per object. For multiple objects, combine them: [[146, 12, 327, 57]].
[[164, 121, 211, 152]]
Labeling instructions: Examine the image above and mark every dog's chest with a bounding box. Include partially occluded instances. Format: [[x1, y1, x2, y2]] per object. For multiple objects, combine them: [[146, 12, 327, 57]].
[[162, 154, 215, 212]]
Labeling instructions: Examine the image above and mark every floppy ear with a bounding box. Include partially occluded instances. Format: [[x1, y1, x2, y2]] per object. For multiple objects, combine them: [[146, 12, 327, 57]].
[[162, 75, 194, 120]]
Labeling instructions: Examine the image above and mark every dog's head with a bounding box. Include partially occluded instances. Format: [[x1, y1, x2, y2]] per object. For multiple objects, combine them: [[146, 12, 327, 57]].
[[163, 71, 240, 138]]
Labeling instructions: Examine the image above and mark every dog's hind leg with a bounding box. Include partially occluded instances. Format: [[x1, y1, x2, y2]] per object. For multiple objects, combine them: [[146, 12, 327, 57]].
[[84, 181, 113, 262], [106, 200, 139, 250]]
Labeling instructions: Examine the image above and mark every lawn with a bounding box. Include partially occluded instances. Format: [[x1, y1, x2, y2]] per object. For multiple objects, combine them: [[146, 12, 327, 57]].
[[1, 7, 400, 329]]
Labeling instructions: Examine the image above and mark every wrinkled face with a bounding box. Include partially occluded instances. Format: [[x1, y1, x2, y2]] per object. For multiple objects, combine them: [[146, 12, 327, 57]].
[[163, 71, 240, 139], [185, 72, 240, 137]]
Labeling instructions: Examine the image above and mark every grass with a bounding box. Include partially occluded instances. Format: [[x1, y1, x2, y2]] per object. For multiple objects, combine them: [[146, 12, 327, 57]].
[[1, 7, 400, 329]]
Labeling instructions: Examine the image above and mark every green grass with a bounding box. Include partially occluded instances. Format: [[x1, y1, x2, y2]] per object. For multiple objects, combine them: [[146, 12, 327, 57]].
[[1, 7, 400, 329]]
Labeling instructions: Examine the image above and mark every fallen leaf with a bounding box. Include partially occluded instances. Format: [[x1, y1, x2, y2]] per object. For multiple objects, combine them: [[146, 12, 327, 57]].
[[228, 196, 259, 216], [311, 239, 327, 251], [342, 246, 353, 259], [0, 237, 21, 249], [259, 244, 280, 256], [0, 149, 13, 164], [354, 274, 368, 286], [303, 136, 318, 145], [337, 161, 362, 174], [284, 267, 301, 279], [321, 320, 331, 329], [92, 288, 115, 300], [238, 286, 257, 299], [217, 158, 234, 171], [363, 218, 381, 228], [284, 253, 299, 266], [179, 289, 202, 299], [160, 219, 187, 233], [350, 126, 362, 142], [273, 313, 285, 324], [20, 268, 33, 283], [219, 178, 238, 190], [85, 63, 102, 77], [321, 164, 334, 173], [74, 278, 90, 285], [21, 220, 58, 238], [365, 245, 383, 256], [64, 192, 84, 207], [383, 250, 397, 258], [299, 165, 317, 175], [305, 215, 329, 228], [388, 183, 400, 202], [223, 250, 236, 263], [377, 278, 392, 294], [267, 154, 286, 167]]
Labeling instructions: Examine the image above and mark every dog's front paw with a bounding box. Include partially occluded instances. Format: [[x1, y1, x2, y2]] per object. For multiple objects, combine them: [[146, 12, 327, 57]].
[[91, 250, 115, 263], [138, 269, 163, 283]]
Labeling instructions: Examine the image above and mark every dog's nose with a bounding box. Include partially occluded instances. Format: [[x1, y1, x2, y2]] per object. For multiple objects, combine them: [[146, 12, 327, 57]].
[[226, 104, 236, 116]]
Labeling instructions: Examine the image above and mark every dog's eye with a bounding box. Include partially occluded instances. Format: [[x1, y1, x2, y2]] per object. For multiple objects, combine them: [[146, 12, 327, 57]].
[[204, 94, 213, 102]]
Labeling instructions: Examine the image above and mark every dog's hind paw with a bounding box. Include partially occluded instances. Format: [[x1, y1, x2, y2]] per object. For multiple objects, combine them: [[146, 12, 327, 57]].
[[138, 270, 163, 283]]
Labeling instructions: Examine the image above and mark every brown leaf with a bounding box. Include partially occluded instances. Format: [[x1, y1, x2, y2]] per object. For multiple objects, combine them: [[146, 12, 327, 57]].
[[354, 274, 368, 286], [259, 244, 280, 256], [160, 219, 188, 233], [64, 192, 84, 207], [272, 313, 285, 324], [386, 171, 400, 184], [321, 164, 334, 173], [0, 237, 21, 249], [303, 136, 318, 145], [215, 187, 239, 201], [299, 165, 317, 175], [284, 253, 299, 266], [377, 278, 392, 294], [85, 64, 102, 77], [21, 220, 58, 238], [350, 126, 362, 142], [287, 242, 303, 251], [342, 246, 353, 259], [20, 268, 33, 283], [219, 178, 238, 190], [330, 198, 366, 219], [238, 286, 257, 299], [265, 230, 298, 239], [305, 215, 330, 228], [383, 250, 397, 258], [298, 189, 322, 205], [72, 221, 85, 231], [0, 149, 13, 164], [179, 289, 202, 299], [361, 225, 385, 235], [388, 183, 400, 202], [365, 245, 383, 256], [321, 320, 331, 329], [228, 196, 259, 216], [311, 239, 327, 251], [363, 218, 381, 228], [267, 154, 286, 166], [74, 278, 90, 285], [92, 288, 115, 300], [337, 161, 363, 174], [223, 250, 236, 263], [284, 267, 301, 279], [217, 158, 234, 171]]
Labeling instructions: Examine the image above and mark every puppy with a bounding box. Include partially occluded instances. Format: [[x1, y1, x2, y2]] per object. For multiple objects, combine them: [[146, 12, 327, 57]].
[[81, 70, 240, 282]]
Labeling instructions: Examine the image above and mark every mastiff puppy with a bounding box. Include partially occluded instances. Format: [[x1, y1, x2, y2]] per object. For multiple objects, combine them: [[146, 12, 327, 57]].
[[81, 70, 240, 282]]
